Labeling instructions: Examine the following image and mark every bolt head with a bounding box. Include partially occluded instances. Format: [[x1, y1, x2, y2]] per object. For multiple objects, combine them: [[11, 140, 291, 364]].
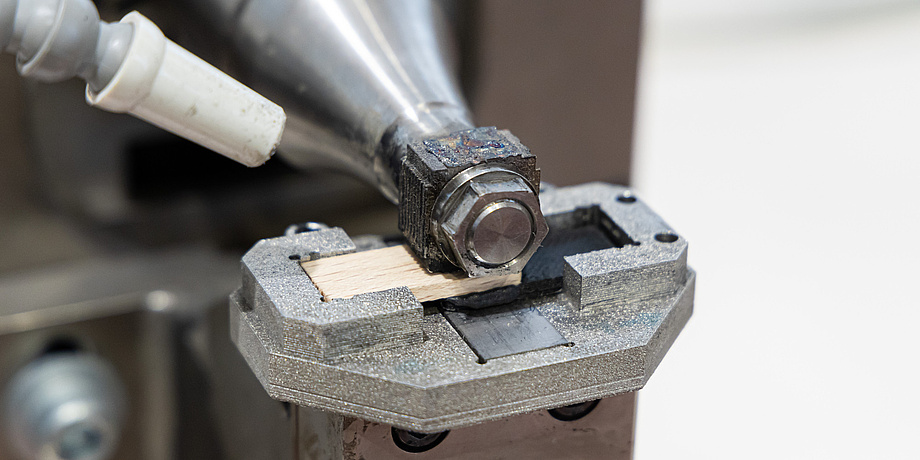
[[436, 170, 548, 276]]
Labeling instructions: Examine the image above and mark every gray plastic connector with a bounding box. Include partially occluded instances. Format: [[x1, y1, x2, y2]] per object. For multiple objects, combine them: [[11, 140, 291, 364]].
[[0, 0, 131, 89], [88, 21, 131, 91]]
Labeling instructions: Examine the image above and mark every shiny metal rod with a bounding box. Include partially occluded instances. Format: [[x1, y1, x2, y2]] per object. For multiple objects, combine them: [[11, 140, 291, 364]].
[[217, 0, 472, 201], [194, 0, 547, 275]]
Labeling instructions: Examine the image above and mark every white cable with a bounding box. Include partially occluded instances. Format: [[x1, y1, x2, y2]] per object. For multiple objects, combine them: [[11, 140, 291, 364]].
[[1, 0, 285, 166], [86, 12, 285, 167]]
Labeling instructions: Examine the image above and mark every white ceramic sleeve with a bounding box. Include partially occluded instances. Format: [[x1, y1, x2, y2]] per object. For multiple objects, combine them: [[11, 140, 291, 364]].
[[86, 11, 285, 167]]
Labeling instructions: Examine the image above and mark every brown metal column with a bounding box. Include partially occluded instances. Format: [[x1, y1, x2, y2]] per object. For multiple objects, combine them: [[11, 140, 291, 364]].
[[329, 393, 636, 459], [467, 0, 642, 187]]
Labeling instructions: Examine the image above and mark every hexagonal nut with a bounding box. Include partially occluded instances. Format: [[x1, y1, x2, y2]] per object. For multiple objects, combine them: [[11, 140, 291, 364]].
[[435, 170, 549, 277]]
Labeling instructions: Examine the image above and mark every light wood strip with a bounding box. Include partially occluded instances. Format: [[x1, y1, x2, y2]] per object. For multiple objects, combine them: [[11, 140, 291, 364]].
[[301, 245, 520, 302]]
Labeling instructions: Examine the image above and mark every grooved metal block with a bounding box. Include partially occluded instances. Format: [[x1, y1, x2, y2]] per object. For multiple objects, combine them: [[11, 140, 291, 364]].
[[398, 127, 541, 273]]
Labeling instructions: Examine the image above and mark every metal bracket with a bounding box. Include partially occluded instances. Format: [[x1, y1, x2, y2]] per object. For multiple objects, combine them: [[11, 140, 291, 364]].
[[231, 182, 694, 432]]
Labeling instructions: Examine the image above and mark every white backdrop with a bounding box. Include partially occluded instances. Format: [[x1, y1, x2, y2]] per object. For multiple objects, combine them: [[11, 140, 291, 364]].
[[632, 1, 920, 458]]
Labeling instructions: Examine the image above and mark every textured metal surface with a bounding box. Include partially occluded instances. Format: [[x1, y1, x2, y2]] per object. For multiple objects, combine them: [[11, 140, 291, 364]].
[[232, 182, 694, 432]]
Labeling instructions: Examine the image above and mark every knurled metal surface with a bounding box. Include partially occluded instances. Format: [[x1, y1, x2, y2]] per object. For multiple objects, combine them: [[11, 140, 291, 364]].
[[232, 183, 694, 432]]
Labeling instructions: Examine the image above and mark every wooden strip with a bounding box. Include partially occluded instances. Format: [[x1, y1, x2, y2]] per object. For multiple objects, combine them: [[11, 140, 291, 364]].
[[301, 245, 520, 302]]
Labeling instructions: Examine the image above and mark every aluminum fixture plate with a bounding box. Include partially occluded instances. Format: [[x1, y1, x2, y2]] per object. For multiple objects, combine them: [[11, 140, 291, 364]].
[[231, 183, 694, 432]]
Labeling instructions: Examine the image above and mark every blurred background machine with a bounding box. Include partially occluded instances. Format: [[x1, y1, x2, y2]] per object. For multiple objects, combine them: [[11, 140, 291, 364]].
[[0, 1, 676, 459]]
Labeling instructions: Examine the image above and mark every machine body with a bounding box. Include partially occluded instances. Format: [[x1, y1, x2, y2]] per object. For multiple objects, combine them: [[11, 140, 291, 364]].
[[232, 183, 694, 433], [0, 1, 679, 459]]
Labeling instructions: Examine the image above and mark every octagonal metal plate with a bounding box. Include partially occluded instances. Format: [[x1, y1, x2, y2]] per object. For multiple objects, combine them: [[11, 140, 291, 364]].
[[231, 183, 694, 432]]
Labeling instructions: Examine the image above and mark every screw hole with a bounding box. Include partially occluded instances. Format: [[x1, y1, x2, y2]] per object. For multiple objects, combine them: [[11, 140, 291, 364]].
[[616, 194, 637, 203], [391, 428, 449, 453], [655, 233, 679, 243], [289, 254, 301, 260]]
